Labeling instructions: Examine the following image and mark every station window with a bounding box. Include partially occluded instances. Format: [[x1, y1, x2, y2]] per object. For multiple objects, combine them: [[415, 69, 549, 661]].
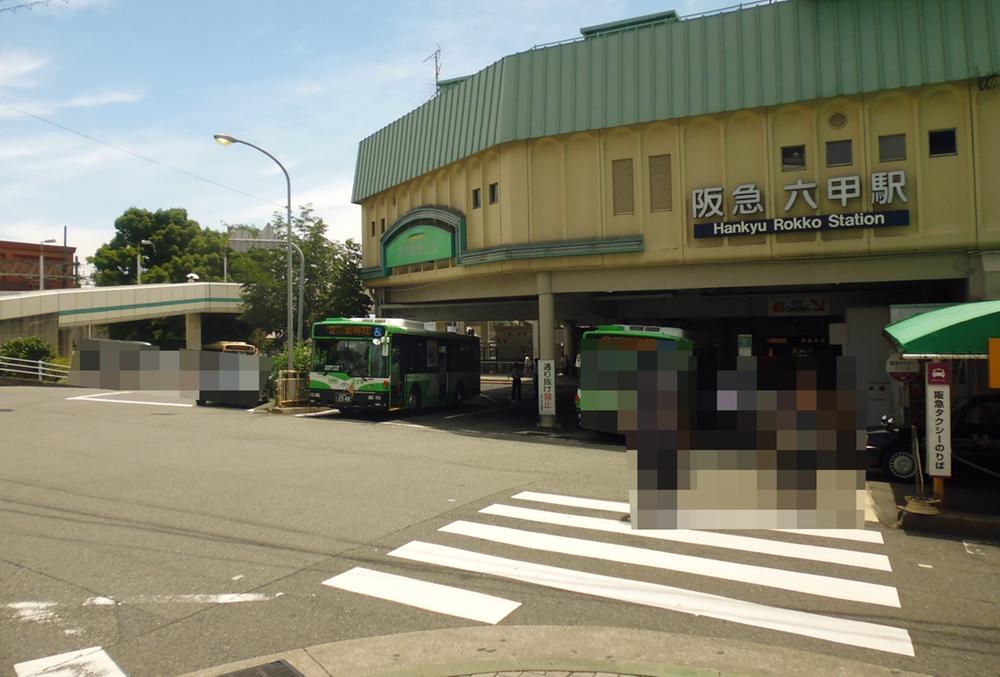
[[878, 133, 906, 162], [488, 182, 499, 204], [929, 129, 957, 157], [648, 154, 672, 211], [370, 221, 375, 237], [825, 139, 852, 167], [612, 158, 634, 215], [781, 145, 806, 171], [380, 218, 386, 233], [472, 188, 482, 209]]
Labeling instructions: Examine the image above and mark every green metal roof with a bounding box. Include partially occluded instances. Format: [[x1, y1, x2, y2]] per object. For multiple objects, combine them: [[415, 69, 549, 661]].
[[884, 301, 1000, 356], [353, 0, 1000, 203]]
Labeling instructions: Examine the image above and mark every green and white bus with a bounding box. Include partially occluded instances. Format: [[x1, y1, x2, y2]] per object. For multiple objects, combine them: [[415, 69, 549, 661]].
[[308, 317, 480, 413], [576, 324, 693, 434]]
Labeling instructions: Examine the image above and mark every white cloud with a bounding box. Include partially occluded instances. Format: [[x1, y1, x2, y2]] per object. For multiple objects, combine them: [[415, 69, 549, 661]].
[[65, 89, 145, 108], [0, 51, 47, 88]]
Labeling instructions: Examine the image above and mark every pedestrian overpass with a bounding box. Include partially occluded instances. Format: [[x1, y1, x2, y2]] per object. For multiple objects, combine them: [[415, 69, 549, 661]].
[[0, 282, 243, 355]]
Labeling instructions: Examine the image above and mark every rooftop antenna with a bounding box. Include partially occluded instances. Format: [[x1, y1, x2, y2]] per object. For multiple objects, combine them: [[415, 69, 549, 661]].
[[424, 44, 442, 88]]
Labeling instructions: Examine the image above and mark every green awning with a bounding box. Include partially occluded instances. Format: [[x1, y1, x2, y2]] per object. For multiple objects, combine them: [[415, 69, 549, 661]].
[[884, 301, 1000, 357]]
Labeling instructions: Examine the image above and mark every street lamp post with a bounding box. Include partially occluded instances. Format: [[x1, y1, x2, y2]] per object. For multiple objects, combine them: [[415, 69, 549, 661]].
[[214, 133, 294, 372], [136, 239, 152, 285], [39, 238, 56, 290]]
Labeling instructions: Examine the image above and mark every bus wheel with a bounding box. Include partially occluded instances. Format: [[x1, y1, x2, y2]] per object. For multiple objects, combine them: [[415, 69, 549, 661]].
[[408, 386, 422, 412], [455, 383, 465, 407]]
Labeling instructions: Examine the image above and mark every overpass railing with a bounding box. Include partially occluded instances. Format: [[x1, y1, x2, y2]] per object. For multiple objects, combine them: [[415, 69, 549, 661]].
[[0, 356, 71, 382]]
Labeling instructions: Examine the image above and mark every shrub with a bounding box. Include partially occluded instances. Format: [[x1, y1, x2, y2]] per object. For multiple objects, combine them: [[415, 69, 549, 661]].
[[0, 336, 56, 362]]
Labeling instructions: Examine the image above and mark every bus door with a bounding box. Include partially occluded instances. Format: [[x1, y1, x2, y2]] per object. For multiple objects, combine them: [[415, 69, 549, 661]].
[[389, 340, 403, 409], [439, 344, 448, 403]]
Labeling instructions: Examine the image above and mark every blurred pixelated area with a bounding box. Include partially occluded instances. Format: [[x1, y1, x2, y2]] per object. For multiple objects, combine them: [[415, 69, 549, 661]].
[[580, 335, 864, 530], [68, 338, 272, 408]]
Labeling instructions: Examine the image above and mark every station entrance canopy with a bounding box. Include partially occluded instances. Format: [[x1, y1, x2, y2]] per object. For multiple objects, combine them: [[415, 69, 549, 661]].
[[884, 300, 1000, 359]]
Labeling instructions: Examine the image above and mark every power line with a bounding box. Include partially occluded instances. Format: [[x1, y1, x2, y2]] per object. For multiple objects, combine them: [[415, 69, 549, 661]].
[[0, 100, 283, 208], [0, 0, 68, 16]]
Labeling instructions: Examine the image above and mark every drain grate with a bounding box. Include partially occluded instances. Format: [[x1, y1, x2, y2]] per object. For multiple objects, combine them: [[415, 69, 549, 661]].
[[216, 660, 306, 677]]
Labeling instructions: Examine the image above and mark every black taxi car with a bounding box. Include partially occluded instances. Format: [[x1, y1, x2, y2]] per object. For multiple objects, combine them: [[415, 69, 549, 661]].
[[866, 394, 1000, 482]]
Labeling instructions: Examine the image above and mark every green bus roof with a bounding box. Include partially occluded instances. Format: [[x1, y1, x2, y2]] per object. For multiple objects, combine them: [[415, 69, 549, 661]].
[[582, 324, 692, 347]]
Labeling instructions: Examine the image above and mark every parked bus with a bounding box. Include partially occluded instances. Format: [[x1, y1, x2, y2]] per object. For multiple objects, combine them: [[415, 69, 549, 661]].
[[308, 317, 480, 413], [575, 324, 693, 434]]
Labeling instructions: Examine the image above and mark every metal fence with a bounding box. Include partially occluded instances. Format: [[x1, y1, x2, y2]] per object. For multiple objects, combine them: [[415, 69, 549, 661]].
[[0, 356, 71, 382]]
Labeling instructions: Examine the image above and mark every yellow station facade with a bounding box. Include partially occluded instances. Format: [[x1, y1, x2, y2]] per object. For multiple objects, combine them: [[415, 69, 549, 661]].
[[352, 0, 1000, 424]]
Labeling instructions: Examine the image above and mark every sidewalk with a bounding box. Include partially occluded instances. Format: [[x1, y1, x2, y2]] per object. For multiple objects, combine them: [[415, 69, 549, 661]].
[[867, 479, 1000, 539], [179, 625, 930, 677]]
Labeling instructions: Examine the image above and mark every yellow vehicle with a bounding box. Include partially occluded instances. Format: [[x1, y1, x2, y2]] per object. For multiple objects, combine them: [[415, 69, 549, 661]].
[[202, 340, 260, 356]]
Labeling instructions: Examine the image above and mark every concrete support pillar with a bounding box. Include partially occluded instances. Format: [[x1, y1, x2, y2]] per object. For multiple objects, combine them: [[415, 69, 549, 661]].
[[185, 313, 202, 350], [968, 252, 1000, 301], [537, 271, 557, 428], [530, 321, 539, 359]]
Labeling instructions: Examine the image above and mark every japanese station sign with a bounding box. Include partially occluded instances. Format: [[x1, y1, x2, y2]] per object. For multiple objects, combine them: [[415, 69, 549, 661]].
[[537, 359, 556, 416], [767, 295, 829, 317], [691, 170, 911, 239], [925, 361, 952, 478]]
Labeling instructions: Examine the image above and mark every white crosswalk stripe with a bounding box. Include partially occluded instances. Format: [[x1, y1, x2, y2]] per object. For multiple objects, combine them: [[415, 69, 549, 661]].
[[438, 520, 900, 607], [322, 491, 911, 656], [481, 503, 892, 571], [388, 541, 914, 657]]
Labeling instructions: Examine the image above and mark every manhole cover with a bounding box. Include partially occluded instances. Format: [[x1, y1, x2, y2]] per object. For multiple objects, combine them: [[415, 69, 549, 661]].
[[217, 660, 305, 677]]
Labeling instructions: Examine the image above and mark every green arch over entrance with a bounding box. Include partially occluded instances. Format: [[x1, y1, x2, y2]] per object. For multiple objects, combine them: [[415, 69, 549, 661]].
[[366, 206, 466, 278]]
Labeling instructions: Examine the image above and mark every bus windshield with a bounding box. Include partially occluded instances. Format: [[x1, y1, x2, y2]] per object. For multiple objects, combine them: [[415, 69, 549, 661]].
[[314, 339, 386, 378]]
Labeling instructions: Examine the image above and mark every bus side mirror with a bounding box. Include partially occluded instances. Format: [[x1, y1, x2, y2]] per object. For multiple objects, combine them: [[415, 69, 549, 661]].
[[382, 341, 390, 357], [575, 354, 582, 369]]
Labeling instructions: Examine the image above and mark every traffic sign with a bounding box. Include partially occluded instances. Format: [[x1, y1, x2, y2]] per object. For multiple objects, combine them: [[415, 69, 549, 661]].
[[885, 353, 919, 382]]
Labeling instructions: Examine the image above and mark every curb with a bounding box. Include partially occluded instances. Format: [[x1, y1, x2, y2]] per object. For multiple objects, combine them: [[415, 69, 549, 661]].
[[177, 625, 932, 677]]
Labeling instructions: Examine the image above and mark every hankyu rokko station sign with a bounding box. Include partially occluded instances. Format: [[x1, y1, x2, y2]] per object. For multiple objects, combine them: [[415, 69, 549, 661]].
[[692, 170, 911, 239]]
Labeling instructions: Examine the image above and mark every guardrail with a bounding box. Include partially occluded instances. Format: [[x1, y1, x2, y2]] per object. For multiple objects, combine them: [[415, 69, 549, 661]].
[[0, 356, 71, 382]]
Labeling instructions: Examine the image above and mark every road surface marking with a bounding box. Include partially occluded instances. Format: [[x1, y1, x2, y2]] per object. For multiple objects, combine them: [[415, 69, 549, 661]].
[[444, 404, 516, 419], [439, 520, 900, 607], [83, 593, 282, 605], [14, 646, 126, 677], [65, 391, 131, 400], [513, 490, 881, 534], [963, 540, 988, 556], [771, 528, 883, 545], [481, 504, 892, 571], [5, 602, 59, 624], [918, 563, 934, 569], [295, 409, 340, 418], [379, 421, 429, 429], [322, 567, 519, 624], [513, 490, 629, 513], [65, 391, 193, 408], [389, 541, 914, 656]]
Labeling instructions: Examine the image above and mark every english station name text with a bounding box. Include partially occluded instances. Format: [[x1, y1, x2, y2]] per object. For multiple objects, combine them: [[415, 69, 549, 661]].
[[693, 209, 910, 239]]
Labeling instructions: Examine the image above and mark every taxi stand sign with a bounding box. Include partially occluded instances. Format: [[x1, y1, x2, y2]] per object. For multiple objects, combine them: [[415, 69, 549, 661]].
[[925, 361, 952, 478]]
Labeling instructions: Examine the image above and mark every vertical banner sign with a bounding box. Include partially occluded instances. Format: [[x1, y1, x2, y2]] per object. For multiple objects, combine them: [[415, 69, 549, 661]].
[[925, 362, 952, 478], [538, 359, 555, 416]]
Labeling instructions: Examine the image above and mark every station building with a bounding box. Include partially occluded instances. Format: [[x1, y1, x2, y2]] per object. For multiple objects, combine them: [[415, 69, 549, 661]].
[[352, 0, 1000, 424]]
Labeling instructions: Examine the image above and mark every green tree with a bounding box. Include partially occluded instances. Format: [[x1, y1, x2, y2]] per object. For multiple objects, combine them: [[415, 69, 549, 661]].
[[230, 205, 371, 344], [0, 336, 56, 362], [88, 207, 226, 286]]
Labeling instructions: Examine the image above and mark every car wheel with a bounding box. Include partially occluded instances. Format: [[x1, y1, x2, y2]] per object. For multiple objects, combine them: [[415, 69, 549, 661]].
[[408, 386, 422, 412], [884, 446, 917, 482]]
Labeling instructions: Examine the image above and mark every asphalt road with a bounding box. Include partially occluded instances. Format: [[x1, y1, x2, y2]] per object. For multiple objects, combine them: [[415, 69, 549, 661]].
[[1, 384, 999, 676]]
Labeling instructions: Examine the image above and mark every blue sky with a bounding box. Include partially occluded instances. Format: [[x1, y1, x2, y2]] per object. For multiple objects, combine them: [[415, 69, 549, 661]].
[[0, 0, 736, 268]]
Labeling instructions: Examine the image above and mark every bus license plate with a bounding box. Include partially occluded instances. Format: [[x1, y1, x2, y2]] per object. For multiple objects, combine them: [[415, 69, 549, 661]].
[[336, 392, 351, 404]]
